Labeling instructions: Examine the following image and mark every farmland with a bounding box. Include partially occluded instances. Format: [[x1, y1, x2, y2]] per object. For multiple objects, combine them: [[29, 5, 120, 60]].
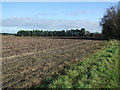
[[2, 36, 104, 89], [40, 40, 118, 88]]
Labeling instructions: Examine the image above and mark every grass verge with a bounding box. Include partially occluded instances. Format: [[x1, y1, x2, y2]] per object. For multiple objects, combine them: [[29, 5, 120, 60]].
[[30, 40, 119, 88]]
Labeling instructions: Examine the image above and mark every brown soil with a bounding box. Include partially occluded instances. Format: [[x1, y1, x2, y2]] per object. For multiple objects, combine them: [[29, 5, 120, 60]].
[[2, 36, 104, 89]]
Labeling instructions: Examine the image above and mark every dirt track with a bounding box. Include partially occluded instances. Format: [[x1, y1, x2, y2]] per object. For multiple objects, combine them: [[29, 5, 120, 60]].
[[2, 36, 103, 89]]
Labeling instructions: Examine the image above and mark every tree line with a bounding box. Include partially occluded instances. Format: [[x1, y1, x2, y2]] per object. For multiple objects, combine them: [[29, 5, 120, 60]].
[[16, 28, 89, 37], [100, 2, 120, 40]]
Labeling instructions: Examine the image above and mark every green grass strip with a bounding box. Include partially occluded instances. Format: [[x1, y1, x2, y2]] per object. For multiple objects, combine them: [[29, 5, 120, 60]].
[[41, 40, 118, 88], [29, 40, 118, 89]]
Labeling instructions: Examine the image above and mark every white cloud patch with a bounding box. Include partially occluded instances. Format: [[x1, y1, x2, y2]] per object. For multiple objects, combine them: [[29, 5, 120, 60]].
[[37, 12, 59, 16], [67, 11, 92, 16], [2, 17, 101, 33], [37, 10, 92, 16]]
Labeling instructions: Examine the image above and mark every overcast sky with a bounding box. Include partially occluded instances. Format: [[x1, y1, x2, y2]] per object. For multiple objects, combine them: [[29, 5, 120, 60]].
[[1, 2, 118, 33]]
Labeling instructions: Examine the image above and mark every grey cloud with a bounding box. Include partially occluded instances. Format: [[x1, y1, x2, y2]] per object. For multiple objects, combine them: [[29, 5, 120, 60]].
[[2, 17, 101, 32]]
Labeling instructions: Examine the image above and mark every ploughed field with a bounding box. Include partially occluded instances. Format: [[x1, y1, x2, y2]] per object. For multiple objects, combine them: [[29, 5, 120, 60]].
[[2, 36, 103, 88]]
